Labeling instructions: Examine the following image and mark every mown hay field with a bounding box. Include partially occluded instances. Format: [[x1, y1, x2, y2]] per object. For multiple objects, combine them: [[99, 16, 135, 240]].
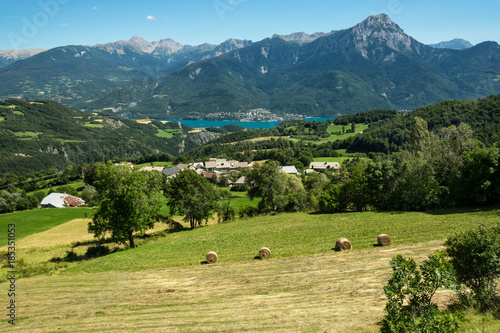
[[1, 207, 500, 332]]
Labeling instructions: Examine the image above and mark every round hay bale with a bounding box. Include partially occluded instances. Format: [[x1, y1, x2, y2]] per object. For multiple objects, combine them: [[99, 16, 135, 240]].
[[259, 247, 271, 259], [377, 234, 391, 246], [206, 251, 218, 264], [335, 237, 352, 251]]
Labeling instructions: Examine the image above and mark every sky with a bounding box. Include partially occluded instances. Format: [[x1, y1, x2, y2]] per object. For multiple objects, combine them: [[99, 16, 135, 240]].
[[1, 0, 499, 50]]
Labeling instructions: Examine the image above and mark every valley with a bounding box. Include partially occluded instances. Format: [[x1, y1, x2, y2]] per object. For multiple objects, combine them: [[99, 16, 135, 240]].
[[1, 10, 500, 333]]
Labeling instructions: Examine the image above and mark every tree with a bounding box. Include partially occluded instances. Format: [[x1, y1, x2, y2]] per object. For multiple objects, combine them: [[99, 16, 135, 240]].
[[429, 123, 478, 183], [451, 146, 500, 206], [343, 162, 369, 211], [411, 117, 431, 154], [381, 251, 460, 333], [246, 161, 287, 212], [88, 163, 162, 248], [445, 224, 500, 311], [165, 169, 220, 229], [320, 183, 347, 213]]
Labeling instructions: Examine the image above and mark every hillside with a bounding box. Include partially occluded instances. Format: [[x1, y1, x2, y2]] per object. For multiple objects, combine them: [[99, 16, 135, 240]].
[[2, 208, 500, 332], [84, 14, 500, 119], [0, 99, 214, 175], [0, 37, 252, 107], [333, 94, 500, 153]]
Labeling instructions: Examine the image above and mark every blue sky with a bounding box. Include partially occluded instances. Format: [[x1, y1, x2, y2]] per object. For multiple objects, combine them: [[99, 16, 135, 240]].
[[1, 0, 499, 50]]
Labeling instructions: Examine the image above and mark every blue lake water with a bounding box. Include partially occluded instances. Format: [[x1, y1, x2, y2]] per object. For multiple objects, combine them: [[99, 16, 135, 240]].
[[163, 117, 335, 129]]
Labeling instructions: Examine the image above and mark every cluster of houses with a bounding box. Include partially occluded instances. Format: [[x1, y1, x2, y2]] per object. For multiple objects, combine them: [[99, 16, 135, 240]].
[[39, 159, 341, 209]]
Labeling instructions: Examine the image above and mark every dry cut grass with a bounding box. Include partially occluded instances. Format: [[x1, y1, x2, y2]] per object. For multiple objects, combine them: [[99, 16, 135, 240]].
[[2, 240, 452, 333]]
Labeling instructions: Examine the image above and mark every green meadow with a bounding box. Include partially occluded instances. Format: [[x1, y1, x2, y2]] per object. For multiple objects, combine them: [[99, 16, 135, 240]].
[[0, 208, 92, 244], [1, 207, 500, 332]]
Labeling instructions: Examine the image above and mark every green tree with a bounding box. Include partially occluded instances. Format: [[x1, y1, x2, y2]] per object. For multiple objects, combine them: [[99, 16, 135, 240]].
[[320, 183, 347, 213], [410, 117, 431, 154], [451, 146, 500, 206], [391, 156, 441, 211], [165, 169, 220, 229], [430, 123, 478, 183], [88, 164, 162, 248], [381, 251, 460, 333], [304, 172, 330, 210], [343, 162, 369, 211], [445, 224, 500, 311], [246, 161, 287, 212]]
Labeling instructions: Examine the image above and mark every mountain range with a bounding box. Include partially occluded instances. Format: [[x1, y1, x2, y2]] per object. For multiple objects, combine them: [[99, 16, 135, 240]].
[[82, 14, 500, 118], [0, 37, 252, 106], [0, 48, 47, 68], [0, 14, 498, 118], [428, 38, 474, 50]]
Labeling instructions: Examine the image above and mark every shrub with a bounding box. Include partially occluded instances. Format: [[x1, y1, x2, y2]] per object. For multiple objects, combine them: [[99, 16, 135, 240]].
[[238, 204, 259, 218], [445, 224, 500, 311], [85, 245, 111, 259], [381, 251, 460, 333]]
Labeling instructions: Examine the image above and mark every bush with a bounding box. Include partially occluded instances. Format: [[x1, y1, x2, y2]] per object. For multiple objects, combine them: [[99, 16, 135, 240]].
[[381, 251, 461, 332], [238, 204, 259, 218], [445, 224, 500, 311], [230, 184, 248, 192], [218, 201, 236, 223], [85, 245, 111, 259]]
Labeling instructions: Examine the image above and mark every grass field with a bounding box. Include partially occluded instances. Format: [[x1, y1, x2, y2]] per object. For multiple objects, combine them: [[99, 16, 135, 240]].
[[133, 161, 173, 170], [65, 208, 500, 274], [156, 129, 182, 138], [83, 122, 104, 128], [2, 207, 499, 332], [313, 156, 371, 166], [13, 131, 42, 138], [0, 208, 92, 245]]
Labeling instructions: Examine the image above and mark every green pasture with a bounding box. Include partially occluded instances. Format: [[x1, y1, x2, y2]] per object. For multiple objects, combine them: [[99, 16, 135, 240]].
[[0, 208, 93, 244], [67, 207, 500, 274]]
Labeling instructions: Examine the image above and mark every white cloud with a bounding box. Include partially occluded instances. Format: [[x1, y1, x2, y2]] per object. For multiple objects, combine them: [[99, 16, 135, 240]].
[[147, 15, 157, 20], [92, 6, 98, 10], [58, 23, 70, 28]]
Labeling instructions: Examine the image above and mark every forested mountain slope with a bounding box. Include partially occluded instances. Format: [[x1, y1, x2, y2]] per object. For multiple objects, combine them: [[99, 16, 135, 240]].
[[0, 99, 212, 174]]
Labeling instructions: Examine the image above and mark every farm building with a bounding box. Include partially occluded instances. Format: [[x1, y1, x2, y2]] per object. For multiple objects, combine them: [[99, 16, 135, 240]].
[[40, 193, 86, 208], [308, 162, 340, 172], [281, 166, 299, 174]]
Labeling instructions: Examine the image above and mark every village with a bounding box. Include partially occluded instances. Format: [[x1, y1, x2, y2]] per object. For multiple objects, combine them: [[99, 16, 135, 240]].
[[37, 159, 341, 209]]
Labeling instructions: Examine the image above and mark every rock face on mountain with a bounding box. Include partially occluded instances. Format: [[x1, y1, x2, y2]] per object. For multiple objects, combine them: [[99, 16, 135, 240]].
[[429, 38, 474, 50], [0, 48, 47, 68], [271, 32, 332, 43], [346, 14, 419, 55], [83, 14, 500, 119]]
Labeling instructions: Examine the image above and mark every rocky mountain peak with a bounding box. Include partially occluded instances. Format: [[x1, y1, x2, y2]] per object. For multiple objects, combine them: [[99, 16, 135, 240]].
[[429, 38, 474, 50], [272, 32, 331, 43], [128, 36, 155, 53], [153, 38, 184, 54], [349, 13, 415, 56]]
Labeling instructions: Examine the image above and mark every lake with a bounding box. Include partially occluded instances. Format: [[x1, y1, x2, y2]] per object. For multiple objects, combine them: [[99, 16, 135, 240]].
[[163, 117, 335, 129]]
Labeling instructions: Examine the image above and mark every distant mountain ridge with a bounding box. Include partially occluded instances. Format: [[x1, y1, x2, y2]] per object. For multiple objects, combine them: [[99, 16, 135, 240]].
[[1, 14, 499, 119], [0, 36, 253, 106], [83, 14, 500, 119], [0, 48, 47, 68], [429, 38, 474, 50]]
